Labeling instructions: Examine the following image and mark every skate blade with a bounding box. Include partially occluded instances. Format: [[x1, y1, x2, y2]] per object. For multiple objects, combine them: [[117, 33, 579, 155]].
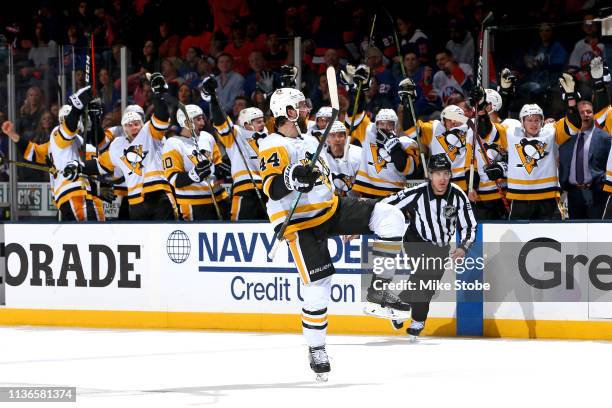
[[363, 303, 411, 320], [315, 372, 329, 382], [408, 335, 419, 343]]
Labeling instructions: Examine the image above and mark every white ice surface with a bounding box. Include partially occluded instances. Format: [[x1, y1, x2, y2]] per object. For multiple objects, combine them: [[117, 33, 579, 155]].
[[0, 326, 609, 408]]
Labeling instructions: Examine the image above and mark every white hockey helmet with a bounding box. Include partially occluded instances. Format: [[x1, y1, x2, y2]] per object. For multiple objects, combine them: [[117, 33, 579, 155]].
[[485, 89, 502, 112], [441, 104, 468, 124], [124, 104, 145, 121], [315, 106, 333, 120], [375, 108, 398, 124], [330, 120, 347, 134], [519, 104, 544, 121], [176, 104, 204, 128], [238, 107, 264, 127], [121, 110, 144, 135], [58, 104, 84, 133], [269, 88, 306, 121]]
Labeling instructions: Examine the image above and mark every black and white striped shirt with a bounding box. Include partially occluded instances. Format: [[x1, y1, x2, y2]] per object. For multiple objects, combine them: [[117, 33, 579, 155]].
[[382, 182, 477, 251]]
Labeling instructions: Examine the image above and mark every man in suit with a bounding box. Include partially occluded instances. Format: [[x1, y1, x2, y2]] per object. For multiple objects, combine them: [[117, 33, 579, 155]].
[[560, 100, 611, 219]]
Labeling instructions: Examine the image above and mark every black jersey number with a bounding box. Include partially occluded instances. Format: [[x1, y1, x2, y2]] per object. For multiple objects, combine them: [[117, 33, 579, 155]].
[[260, 152, 280, 171]]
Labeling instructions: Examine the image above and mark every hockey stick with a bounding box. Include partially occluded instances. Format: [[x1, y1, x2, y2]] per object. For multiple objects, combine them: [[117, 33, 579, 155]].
[[383, 6, 429, 177], [268, 66, 340, 260], [175, 100, 223, 221], [0, 156, 58, 175]]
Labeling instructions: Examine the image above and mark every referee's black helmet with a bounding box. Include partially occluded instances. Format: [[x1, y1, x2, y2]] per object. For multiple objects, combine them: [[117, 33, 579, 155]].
[[427, 153, 451, 172]]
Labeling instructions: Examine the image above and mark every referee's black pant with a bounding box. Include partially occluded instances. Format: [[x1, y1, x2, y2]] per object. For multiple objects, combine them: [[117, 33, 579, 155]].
[[399, 240, 449, 323]]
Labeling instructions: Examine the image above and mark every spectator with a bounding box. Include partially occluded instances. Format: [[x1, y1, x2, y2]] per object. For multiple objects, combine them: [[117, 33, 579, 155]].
[[245, 17, 266, 51], [178, 83, 193, 105], [445, 18, 474, 66], [179, 47, 203, 88], [17, 86, 45, 138], [158, 20, 181, 59], [28, 20, 57, 70], [73, 1, 92, 35], [243, 51, 274, 99], [365, 76, 395, 115], [432, 49, 473, 104], [224, 20, 256, 76], [366, 46, 396, 105], [559, 100, 610, 219], [32, 110, 57, 144], [98, 67, 120, 112], [209, 0, 250, 36], [396, 15, 430, 65], [135, 40, 160, 74], [231, 95, 249, 121], [215, 53, 245, 114], [520, 23, 568, 97], [160, 57, 184, 95], [310, 72, 331, 114], [180, 16, 212, 57], [569, 14, 606, 72], [209, 30, 228, 57], [263, 33, 287, 71]]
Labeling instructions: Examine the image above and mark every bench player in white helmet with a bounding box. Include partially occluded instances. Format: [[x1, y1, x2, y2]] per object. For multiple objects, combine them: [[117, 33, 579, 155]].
[[323, 120, 361, 197], [162, 103, 230, 220], [308, 106, 333, 140], [479, 73, 583, 220], [239, 86, 408, 381], [64, 72, 177, 220], [400, 77, 474, 192], [202, 75, 268, 220]]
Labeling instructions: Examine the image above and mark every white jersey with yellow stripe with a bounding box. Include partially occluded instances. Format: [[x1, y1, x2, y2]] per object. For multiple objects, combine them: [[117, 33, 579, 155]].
[[323, 144, 361, 197], [405, 119, 472, 191], [504, 122, 573, 201], [259, 132, 338, 237], [96, 115, 171, 205], [353, 123, 418, 197], [474, 123, 508, 201], [161, 132, 228, 205], [48, 124, 92, 207], [214, 118, 263, 195]]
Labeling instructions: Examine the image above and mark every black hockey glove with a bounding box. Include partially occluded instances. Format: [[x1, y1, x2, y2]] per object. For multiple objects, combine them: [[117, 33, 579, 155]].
[[398, 78, 417, 103], [199, 75, 218, 99], [375, 128, 396, 148], [280, 65, 298, 88], [483, 162, 507, 180], [214, 158, 232, 180], [88, 98, 104, 122], [498, 68, 517, 97], [63, 160, 83, 181], [148, 72, 168, 94], [188, 156, 212, 182], [283, 163, 321, 193], [68, 85, 92, 111]]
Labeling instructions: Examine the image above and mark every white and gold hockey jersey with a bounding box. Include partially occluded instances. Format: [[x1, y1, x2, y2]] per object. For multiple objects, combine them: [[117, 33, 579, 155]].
[[474, 123, 508, 201], [214, 118, 263, 195], [405, 119, 473, 191], [97, 115, 172, 205], [162, 132, 228, 213], [353, 123, 418, 197], [323, 144, 362, 197], [502, 119, 577, 200], [259, 133, 338, 237]]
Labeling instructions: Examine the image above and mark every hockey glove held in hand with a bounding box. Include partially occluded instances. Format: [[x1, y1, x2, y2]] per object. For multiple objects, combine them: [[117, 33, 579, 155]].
[[283, 163, 321, 193]]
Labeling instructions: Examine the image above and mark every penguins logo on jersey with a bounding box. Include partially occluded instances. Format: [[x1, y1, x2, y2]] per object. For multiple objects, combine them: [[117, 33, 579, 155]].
[[187, 149, 212, 166], [332, 173, 354, 195], [302, 151, 331, 188], [436, 129, 467, 162], [369, 144, 387, 173], [121, 145, 148, 176], [481, 142, 503, 162], [515, 138, 547, 174]]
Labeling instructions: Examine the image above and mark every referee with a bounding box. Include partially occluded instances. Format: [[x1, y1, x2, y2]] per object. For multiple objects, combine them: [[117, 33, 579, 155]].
[[382, 153, 477, 339]]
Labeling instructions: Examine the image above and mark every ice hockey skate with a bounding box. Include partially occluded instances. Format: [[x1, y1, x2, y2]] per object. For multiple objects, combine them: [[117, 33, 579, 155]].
[[308, 345, 331, 382]]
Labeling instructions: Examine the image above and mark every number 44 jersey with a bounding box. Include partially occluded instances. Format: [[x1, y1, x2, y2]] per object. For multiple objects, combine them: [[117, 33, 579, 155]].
[[258, 132, 338, 236]]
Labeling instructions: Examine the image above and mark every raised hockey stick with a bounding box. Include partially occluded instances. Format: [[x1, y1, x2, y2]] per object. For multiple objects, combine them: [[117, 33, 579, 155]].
[[268, 66, 340, 260], [345, 13, 376, 157], [175, 100, 223, 221], [383, 6, 428, 177], [468, 12, 493, 194]]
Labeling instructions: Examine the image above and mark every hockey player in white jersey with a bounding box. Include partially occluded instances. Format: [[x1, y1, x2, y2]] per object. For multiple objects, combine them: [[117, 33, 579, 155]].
[[162, 103, 230, 220], [203, 75, 268, 220], [249, 86, 408, 381], [64, 72, 178, 220], [323, 120, 361, 197], [308, 106, 333, 140]]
